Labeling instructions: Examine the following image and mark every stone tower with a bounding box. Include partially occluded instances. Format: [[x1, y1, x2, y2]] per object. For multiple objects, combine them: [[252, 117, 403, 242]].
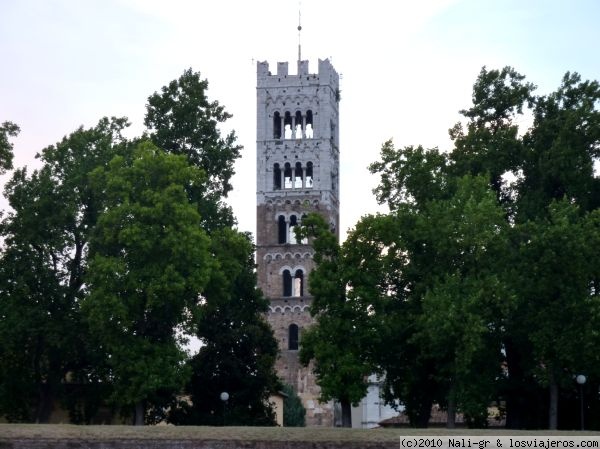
[[256, 58, 340, 427]]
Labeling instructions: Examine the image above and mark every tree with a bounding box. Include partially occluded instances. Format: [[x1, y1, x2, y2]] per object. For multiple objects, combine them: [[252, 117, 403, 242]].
[[449, 67, 600, 429], [295, 144, 457, 428], [0, 117, 128, 423], [298, 213, 377, 428], [412, 175, 512, 427], [83, 141, 213, 425], [144, 69, 279, 425], [0, 69, 276, 426], [0, 121, 19, 174], [366, 143, 452, 427], [298, 139, 511, 430], [145, 68, 242, 230], [170, 228, 279, 426], [282, 384, 306, 427], [518, 72, 600, 219], [448, 66, 535, 203], [291, 67, 600, 430], [366, 140, 512, 427], [510, 201, 600, 429]]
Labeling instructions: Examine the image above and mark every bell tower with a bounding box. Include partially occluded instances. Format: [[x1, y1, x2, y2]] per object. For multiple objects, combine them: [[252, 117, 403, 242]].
[[256, 58, 340, 426]]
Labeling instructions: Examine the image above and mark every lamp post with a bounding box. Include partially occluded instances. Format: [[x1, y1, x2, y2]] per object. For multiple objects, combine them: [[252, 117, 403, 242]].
[[576, 375, 586, 431], [220, 392, 229, 426]]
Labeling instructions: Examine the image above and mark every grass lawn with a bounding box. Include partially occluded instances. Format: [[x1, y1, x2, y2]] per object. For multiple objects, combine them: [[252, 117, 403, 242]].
[[0, 425, 599, 443]]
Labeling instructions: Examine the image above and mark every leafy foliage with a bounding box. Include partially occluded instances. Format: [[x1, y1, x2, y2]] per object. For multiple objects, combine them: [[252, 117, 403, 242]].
[[448, 67, 535, 203], [368, 156, 511, 427], [0, 70, 278, 426], [297, 213, 383, 427], [455, 67, 600, 429], [145, 69, 242, 230], [84, 141, 213, 423], [303, 67, 600, 430], [282, 384, 306, 427], [0, 117, 129, 422], [0, 121, 19, 174], [170, 229, 279, 426]]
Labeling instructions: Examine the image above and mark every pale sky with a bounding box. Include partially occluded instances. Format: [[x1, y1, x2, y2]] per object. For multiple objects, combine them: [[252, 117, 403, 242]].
[[1, 0, 600, 241]]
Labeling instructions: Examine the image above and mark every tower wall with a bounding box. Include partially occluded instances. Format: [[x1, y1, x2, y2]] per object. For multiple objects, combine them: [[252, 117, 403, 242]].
[[256, 59, 340, 427]]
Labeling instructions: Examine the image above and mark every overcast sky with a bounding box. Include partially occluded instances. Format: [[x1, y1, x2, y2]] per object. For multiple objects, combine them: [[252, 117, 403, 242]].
[[1, 0, 600, 241]]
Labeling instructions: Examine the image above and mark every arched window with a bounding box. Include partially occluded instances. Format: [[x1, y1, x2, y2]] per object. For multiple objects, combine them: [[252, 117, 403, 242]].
[[284, 163, 292, 189], [294, 162, 303, 188], [283, 270, 292, 297], [306, 162, 313, 188], [278, 215, 286, 244], [284, 111, 293, 139], [295, 110, 303, 139], [288, 324, 299, 350], [289, 215, 298, 244], [273, 163, 281, 190], [294, 269, 304, 297], [306, 110, 313, 138], [273, 111, 282, 139]]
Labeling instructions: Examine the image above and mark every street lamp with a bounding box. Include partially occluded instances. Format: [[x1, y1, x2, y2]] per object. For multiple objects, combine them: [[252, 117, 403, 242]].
[[220, 392, 229, 426], [576, 375, 586, 431]]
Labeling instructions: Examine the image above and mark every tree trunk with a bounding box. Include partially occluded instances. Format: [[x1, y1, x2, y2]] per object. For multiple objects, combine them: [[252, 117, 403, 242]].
[[412, 396, 433, 428], [446, 393, 456, 429], [134, 401, 145, 426], [34, 383, 54, 423], [504, 337, 526, 429], [340, 398, 352, 428], [548, 375, 558, 430], [33, 344, 56, 424]]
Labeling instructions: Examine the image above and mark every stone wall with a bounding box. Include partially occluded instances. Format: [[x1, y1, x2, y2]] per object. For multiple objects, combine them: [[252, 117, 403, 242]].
[[0, 440, 395, 449], [267, 302, 333, 427]]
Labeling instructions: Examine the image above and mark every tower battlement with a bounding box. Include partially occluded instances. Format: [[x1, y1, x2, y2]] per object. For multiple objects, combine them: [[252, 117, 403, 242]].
[[257, 59, 339, 89]]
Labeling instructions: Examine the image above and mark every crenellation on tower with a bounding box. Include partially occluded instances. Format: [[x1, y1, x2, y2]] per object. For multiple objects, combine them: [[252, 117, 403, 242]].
[[257, 61, 270, 78], [257, 59, 339, 86], [277, 62, 289, 76], [298, 60, 309, 75], [256, 57, 340, 426]]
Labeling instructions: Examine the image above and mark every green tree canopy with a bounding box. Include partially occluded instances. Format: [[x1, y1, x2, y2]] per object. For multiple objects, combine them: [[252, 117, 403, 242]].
[[0, 121, 19, 174], [449, 67, 600, 429], [0, 117, 129, 422], [170, 228, 279, 426], [298, 213, 382, 428], [84, 141, 213, 425], [282, 384, 306, 427], [0, 66, 281, 426], [145, 68, 242, 230], [302, 67, 600, 430]]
